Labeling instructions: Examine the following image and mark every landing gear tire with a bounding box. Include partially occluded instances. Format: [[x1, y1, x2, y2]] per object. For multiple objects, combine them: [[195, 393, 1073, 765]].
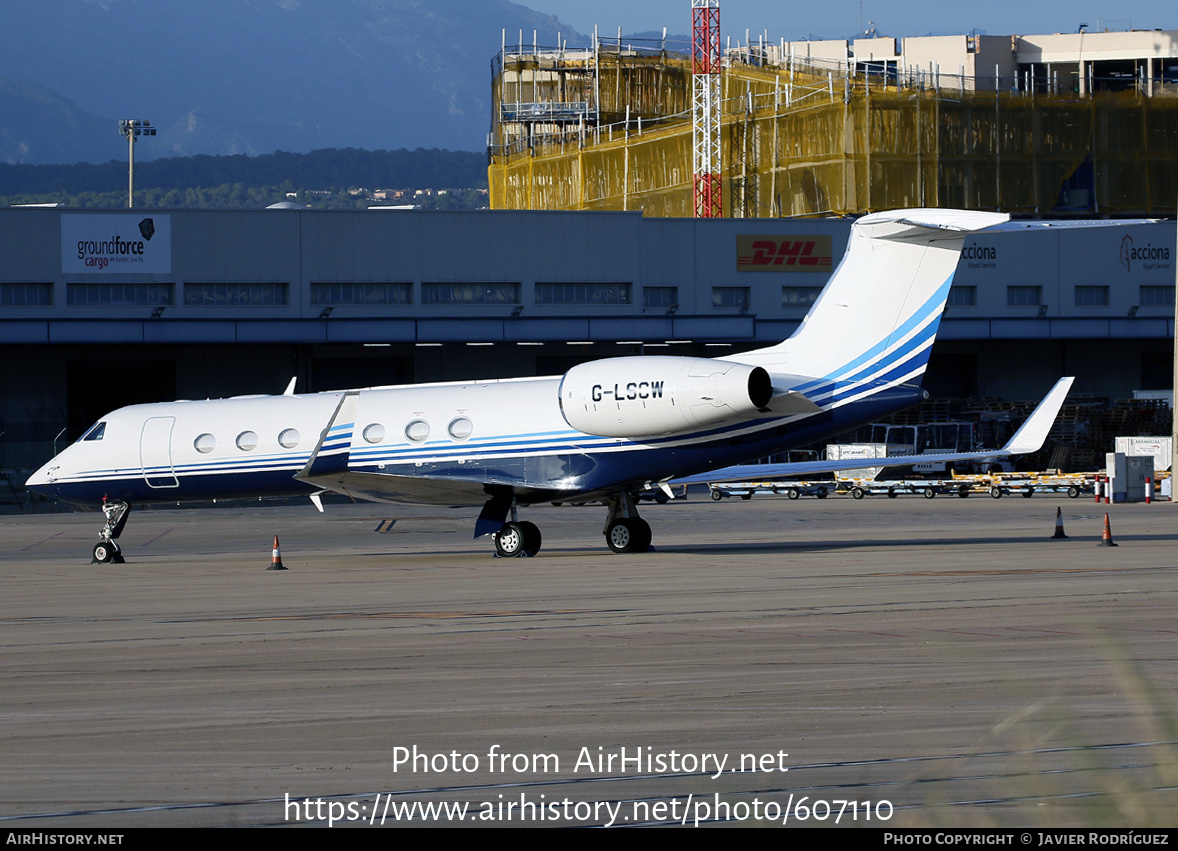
[[92, 540, 121, 564], [606, 518, 651, 554], [494, 521, 542, 558]]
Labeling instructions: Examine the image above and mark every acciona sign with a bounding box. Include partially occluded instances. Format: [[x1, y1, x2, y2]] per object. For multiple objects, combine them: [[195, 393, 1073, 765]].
[[61, 214, 171, 275]]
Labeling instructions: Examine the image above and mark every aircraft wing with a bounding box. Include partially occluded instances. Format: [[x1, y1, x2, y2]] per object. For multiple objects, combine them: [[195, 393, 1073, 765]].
[[672, 376, 1075, 486]]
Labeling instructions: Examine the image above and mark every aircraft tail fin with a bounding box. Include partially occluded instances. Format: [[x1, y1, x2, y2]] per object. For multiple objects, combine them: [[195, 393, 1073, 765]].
[[732, 209, 1009, 403]]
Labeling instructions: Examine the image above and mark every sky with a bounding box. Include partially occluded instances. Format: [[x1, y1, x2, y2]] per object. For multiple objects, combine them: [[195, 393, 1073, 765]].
[[528, 0, 1177, 43]]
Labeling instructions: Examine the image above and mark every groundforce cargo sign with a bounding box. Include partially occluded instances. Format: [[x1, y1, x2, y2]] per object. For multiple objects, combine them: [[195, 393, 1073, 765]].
[[61, 214, 171, 275]]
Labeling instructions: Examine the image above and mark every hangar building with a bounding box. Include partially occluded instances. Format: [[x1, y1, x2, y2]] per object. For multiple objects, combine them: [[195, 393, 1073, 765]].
[[0, 206, 1173, 477]]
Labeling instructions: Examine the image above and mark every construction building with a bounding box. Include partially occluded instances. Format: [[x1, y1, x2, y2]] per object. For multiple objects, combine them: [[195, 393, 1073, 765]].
[[488, 27, 1178, 217]]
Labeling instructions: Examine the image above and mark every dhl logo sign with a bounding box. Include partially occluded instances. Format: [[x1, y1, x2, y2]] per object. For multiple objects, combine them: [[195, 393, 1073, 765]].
[[737, 235, 833, 272]]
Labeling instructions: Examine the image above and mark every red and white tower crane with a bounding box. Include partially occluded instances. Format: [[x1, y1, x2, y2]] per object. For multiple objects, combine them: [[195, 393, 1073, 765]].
[[692, 0, 722, 218]]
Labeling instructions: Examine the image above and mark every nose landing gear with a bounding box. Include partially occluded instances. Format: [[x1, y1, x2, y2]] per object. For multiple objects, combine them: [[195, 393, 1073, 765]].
[[92, 499, 131, 564]]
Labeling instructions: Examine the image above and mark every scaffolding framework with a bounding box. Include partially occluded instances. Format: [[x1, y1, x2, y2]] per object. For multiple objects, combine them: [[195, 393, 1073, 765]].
[[489, 50, 1178, 217]]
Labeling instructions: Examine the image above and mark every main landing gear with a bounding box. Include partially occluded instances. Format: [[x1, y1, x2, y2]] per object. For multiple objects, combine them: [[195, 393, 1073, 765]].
[[602, 492, 652, 554], [493, 519, 542, 558], [487, 490, 654, 557], [92, 499, 131, 563]]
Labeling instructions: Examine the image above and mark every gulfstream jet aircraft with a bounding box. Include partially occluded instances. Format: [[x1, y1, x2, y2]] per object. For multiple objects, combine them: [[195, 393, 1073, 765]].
[[27, 209, 1080, 561]]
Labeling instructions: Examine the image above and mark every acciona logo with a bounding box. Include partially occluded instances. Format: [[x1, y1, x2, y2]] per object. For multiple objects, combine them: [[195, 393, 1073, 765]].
[[961, 244, 996, 261], [1120, 234, 1171, 272]]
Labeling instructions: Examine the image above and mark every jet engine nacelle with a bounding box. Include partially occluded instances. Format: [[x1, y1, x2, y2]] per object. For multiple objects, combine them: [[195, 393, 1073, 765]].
[[558, 356, 773, 438]]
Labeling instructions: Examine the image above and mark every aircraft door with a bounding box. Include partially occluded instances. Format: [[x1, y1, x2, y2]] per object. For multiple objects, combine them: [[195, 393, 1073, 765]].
[[140, 416, 180, 488]]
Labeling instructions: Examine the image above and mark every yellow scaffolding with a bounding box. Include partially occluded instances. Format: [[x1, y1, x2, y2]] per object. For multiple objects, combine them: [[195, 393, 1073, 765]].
[[489, 60, 1178, 217]]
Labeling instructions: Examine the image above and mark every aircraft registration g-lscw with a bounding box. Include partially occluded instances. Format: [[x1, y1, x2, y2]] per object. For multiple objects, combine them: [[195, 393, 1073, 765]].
[[28, 208, 1087, 561]]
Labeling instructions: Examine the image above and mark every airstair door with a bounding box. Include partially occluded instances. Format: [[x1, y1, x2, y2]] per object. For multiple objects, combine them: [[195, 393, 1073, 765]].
[[140, 416, 179, 488]]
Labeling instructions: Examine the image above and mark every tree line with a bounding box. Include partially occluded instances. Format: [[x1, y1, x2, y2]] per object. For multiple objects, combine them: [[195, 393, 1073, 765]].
[[0, 148, 488, 209]]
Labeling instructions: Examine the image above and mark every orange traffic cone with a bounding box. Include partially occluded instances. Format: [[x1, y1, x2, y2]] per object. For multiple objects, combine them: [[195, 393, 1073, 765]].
[[268, 535, 288, 570], [1097, 513, 1117, 547], [1051, 507, 1068, 540]]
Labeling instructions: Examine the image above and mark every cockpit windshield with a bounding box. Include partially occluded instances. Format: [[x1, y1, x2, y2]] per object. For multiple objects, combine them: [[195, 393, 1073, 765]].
[[79, 421, 107, 442]]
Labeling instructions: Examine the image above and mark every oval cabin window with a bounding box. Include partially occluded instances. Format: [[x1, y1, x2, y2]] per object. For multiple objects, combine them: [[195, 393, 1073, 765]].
[[404, 420, 430, 443], [447, 416, 473, 441]]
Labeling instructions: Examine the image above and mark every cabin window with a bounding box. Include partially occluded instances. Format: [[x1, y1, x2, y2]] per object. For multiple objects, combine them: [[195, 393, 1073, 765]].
[[362, 423, 386, 444], [194, 433, 215, 454], [235, 431, 259, 451], [447, 417, 473, 441], [278, 428, 301, 449], [404, 420, 430, 443]]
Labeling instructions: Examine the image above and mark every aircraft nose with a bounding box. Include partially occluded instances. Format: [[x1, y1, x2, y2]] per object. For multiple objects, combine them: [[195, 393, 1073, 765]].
[[25, 463, 57, 491]]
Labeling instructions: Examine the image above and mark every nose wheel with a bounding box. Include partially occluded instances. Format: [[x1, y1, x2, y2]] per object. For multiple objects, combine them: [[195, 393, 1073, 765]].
[[92, 539, 123, 564], [91, 499, 130, 563]]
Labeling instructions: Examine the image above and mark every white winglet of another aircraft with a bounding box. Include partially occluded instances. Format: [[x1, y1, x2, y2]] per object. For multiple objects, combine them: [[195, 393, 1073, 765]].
[[671, 376, 1075, 486], [25, 208, 1081, 562]]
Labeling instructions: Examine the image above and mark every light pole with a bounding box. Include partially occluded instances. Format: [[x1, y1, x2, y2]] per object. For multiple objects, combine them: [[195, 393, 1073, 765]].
[[119, 120, 156, 208]]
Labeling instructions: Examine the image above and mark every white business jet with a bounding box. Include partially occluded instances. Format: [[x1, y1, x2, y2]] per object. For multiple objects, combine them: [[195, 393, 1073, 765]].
[[27, 209, 1080, 562]]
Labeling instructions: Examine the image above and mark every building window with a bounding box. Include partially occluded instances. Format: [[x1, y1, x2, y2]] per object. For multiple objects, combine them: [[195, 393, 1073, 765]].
[[422, 282, 520, 305], [1140, 285, 1175, 307], [67, 282, 174, 306], [0, 283, 53, 306], [782, 286, 823, 308], [534, 282, 631, 305], [642, 286, 678, 309], [947, 286, 977, 307], [183, 283, 288, 306], [1006, 285, 1042, 307], [311, 282, 411, 305], [713, 287, 749, 310], [1074, 286, 1109, 307]]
